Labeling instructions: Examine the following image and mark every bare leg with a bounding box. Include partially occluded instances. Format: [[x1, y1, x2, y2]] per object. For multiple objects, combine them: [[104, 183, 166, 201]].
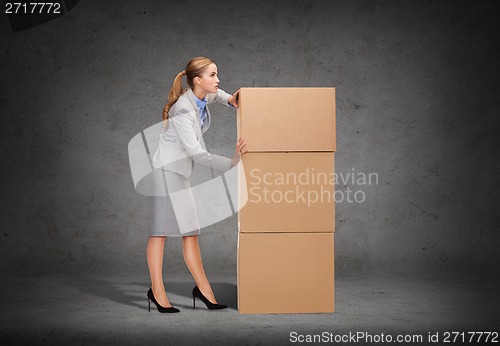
[[147, 235, 173, 307], [182, 235, 218, 303]]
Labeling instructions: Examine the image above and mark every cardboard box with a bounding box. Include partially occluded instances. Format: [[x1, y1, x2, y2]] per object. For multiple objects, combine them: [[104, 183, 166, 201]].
[[237, 87, 336, 152], [237, 232, 334, 314], [238, 152, 335, 233]]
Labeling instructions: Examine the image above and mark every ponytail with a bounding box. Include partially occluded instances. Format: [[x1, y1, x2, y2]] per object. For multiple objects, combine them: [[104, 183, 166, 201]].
[[162, 57, 215, 124], [162, 69, 186, 122]]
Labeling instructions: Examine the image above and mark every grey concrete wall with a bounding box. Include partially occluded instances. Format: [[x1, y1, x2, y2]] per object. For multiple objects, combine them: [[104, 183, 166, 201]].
[[0, 0, 498, 276]]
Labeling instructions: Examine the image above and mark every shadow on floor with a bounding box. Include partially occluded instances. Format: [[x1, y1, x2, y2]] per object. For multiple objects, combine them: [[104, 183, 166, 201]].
[[67, 277, 238, 311]]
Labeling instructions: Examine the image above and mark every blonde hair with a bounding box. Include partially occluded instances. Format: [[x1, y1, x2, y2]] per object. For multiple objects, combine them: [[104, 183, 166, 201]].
[[162, 56, 216, 122]]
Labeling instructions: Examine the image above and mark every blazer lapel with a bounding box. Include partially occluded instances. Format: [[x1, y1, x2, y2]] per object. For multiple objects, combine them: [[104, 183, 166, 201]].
[[187, 88, 212, 133], [204, 106, 211, 132], [186, 88, 203, 129]]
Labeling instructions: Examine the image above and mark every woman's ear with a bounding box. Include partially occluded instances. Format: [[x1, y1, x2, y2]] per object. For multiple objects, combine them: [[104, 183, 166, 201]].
[[194, 76, 201, 85]]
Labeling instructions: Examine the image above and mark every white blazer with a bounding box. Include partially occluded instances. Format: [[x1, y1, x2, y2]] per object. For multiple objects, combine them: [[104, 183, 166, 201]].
[[152, 87, 233, 177]]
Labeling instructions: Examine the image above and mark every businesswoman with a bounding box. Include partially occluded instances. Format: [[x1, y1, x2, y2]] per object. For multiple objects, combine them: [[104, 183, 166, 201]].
[[147, 56, 246, 313]]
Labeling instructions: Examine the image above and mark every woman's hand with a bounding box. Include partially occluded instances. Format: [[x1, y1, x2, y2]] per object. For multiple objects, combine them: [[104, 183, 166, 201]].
[[231, 138, 247, 167], [228, 89, 240, 108]]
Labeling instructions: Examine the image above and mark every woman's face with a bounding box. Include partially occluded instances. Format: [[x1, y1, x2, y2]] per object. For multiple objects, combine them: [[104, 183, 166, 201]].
[[195, 63, 220, 94]]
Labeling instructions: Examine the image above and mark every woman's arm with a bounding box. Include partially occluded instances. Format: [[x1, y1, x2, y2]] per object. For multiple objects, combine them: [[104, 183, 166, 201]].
[[206, 88, 239, 108], [169, 110, 232, 172]]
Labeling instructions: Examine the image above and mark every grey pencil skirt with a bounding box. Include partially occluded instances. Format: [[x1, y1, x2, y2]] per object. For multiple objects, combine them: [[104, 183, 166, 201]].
[[150, 168, 201, 237]]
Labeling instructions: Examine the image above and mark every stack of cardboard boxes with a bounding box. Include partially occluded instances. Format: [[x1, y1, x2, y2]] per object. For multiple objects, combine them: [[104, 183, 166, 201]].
[[236, 88, 336, 314]]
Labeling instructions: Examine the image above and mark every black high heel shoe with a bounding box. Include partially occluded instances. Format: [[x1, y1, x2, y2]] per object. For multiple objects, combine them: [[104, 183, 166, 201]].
[[147, 288, 180, 313], [192, 286, 227, 310]]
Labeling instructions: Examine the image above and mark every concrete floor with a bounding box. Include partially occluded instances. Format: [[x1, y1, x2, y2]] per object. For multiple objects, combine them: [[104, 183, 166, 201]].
[[1, 271, 498, 345]]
